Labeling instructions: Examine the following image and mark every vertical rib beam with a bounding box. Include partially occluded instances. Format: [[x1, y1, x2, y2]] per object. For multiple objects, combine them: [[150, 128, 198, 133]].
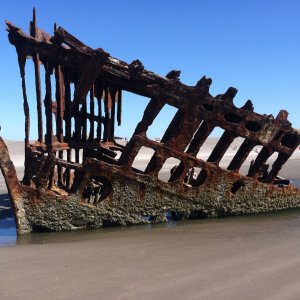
[[247, 147, 274, 177], [117, 89, 122, 126], [66, 150, 71, 190], [161, 110, 184, 143], [169, 120, 213, 182], [17, 49, 31, 186], [55, 65, 64, 143], [75, 149, 80, 163], [145, 110, 202, 175], [145, 110, 184, 174], [185, 121, 214, 156], [30, 8, 43, 143], [109, 88, 116, 142], [82, 95, 87, 141], [227, 139, 256, 171], [44, 62, 53, 147], [144, 151, 167, 175], [74, 80, 81, 141], [226, 100, 255, 171], [64, 71, 71, 142], [73, 79, 80, 163], [207, 100, 254, 165], [207, 132, 236, 164], [103, 85, 110, 142], [33, 56, 43, 143], [134, 99, 164, 135], [119, 99, 164, 167], [96, 96, 102, 142], [266, 152, 289, 182], [55, 66, 65, 186], [94, 80, 103, 142], [89, 86, 95, 141], [64, 70, 72, 188], [19, 56, 30, 146], [44, 62, 54, 187]]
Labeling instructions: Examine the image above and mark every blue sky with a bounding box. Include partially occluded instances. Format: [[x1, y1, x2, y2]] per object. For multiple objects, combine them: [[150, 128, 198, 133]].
[[0, 0, 300, 140]]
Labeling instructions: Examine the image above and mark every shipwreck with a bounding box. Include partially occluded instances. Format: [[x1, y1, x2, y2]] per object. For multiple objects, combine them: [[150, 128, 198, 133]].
[[2, 10, 300, 234]]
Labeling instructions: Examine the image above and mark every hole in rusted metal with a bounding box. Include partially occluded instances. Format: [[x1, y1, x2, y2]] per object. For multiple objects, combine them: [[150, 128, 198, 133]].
[[115, 91, 149, 139], [132, 146, 155, 172], [237, 145, 262, 175], [158, 157, 181, 182], [82, 176, 112, 204], [231, 180, 245, 194], [70, 117, 75, 138], [188, 210, 208, 219], [281, 133, 298, 149], [218, 137, 244, 168], [194, 168, 207, 186], [102, 220, 122, 227], [224, 113, 243, 124], [52, 113, 56, 138], [140, 215, 156, 222], [147, 104, 178, 140], [264, 152, 279, 167], [196, 127, 225, 161], [50, 72, 56, 101], [184, 166, 202, 186], [245, 121, 261, 132], [114, 150, 123, 160], [70, 82, 75, 100], [166, 209, 184, 221], [31, 225, 55, 232]]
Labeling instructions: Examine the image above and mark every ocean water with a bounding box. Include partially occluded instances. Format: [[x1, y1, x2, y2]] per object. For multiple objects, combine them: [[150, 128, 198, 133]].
[[0, 193, 16, 245], [0, 216, 16, 246]]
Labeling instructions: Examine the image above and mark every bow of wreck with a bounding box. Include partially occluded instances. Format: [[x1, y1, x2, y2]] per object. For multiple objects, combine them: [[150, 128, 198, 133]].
[[2, 9, 300, 234]]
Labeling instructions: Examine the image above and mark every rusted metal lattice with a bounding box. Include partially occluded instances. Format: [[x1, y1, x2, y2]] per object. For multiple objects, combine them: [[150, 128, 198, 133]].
[[2, 9, 300, 234]]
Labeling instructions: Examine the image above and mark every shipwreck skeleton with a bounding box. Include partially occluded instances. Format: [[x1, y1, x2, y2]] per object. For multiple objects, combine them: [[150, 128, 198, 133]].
[[2, 10, 300, 234]]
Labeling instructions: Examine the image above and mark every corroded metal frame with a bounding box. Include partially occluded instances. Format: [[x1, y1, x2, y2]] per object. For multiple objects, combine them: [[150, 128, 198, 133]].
[[2, 9, 300, 234]]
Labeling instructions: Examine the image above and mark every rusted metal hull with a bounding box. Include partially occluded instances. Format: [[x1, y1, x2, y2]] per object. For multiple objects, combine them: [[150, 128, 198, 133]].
[[2, 136, 300, 234], [3, 9, 300, 234]]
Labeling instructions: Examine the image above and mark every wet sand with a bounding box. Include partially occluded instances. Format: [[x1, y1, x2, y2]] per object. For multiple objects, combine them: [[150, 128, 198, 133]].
[[1, 140, 300, 299], [2, 213, 300, 299]]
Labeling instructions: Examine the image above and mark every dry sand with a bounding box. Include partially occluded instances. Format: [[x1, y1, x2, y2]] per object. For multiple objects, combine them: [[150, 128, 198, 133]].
[[1, 139, 300, 299]]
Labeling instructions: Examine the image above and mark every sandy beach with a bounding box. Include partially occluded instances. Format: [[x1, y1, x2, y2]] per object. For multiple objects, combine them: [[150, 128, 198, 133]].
[[1, 139, 300, 299]]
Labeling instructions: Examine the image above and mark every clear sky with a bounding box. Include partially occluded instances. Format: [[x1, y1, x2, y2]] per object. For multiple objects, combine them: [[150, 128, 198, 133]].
[[0, 0, 300, 140]]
